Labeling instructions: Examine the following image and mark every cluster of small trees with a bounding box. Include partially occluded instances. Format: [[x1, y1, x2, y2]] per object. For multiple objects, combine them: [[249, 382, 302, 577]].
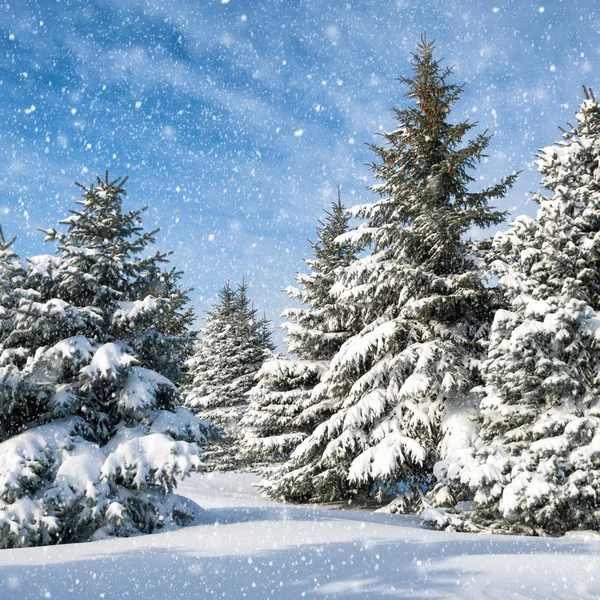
[[0, 174, 276, 548], [0, 171, 276, 549], [240, 37, 600, 536], [1, 34, 599, 546]]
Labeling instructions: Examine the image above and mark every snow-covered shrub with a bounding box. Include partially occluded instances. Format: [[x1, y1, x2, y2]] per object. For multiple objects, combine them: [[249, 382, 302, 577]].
[[0, 173, 211, 547]]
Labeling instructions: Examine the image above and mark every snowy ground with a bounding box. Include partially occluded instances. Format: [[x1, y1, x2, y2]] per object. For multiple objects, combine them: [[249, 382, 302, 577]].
[[0, 472, 598, 599]]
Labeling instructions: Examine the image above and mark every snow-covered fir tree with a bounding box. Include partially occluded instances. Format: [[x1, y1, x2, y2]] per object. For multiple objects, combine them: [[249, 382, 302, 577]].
[[429, 88, 600, 535], [241, 359, 328, 465], [284, 189, 362, 361], [0, 173, 212, 548], [240, 191, 360, 465], [184, 281, 274, 469], [264, 36, 517, 505]]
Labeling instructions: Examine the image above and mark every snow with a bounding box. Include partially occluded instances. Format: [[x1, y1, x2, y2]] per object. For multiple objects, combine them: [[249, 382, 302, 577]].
[[101, 433, 201, 490], [80, 342, 138, 381], [50, 441, 107, 502], [399, 372, 430, 398], [26, 254, 61, 280], [0, 471, 598, 599], [113, 296, 160, 327], [119, 366, 176, 412], [0, 419, 78, 498], [150, 407, 213, 445]]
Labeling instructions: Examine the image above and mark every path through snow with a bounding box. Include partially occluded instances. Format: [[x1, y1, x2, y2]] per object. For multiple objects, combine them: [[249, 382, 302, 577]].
[[0, 471, 598, 599]]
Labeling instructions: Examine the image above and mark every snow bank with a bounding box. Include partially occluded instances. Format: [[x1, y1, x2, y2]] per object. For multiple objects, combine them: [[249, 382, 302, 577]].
[[0, 472, 597, 600]]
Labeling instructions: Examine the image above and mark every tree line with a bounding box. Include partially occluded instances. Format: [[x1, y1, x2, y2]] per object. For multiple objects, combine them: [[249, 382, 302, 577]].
[[238, 36, 600, 536], [1, 35, 599, 547]]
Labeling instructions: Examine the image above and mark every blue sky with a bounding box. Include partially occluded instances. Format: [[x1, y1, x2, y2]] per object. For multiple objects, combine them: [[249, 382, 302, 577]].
[[1, 0, 599, 348]]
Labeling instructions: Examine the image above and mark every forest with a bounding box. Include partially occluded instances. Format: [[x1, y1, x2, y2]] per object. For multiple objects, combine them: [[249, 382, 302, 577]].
[[2, 36, 600, 548], [1, 1, 600, 594]]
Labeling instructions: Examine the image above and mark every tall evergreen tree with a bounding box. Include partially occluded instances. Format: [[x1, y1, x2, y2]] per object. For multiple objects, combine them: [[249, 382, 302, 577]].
[[0, 174, 211, 547], [184, 281, 274, 469], [430, 89, 600, 534], [266, 36, 517, 505], [240, 191, 361, 466]]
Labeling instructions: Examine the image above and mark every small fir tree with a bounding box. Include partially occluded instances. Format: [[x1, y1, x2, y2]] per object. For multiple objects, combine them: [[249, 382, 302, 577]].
[[241, 358, 329, 465], [184, 281, 274, 469], [284, 188, 362, 361], [0, 227, 29, 442], [240, 191, 361, 466], [129, 263, 196, 386], [267, 36, 517, 505], [0, 174, 211, 547]]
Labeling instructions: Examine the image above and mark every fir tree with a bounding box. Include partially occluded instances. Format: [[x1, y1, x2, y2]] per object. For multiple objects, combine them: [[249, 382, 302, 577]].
[[240, 190, 360, 466], [184, 281, 274, 469], [241, 358, 328, 465], [284, 188, 362, 361], [0, 173, 211, 547], [267, 36, 517, 505], [430, 89, 600, 535]]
